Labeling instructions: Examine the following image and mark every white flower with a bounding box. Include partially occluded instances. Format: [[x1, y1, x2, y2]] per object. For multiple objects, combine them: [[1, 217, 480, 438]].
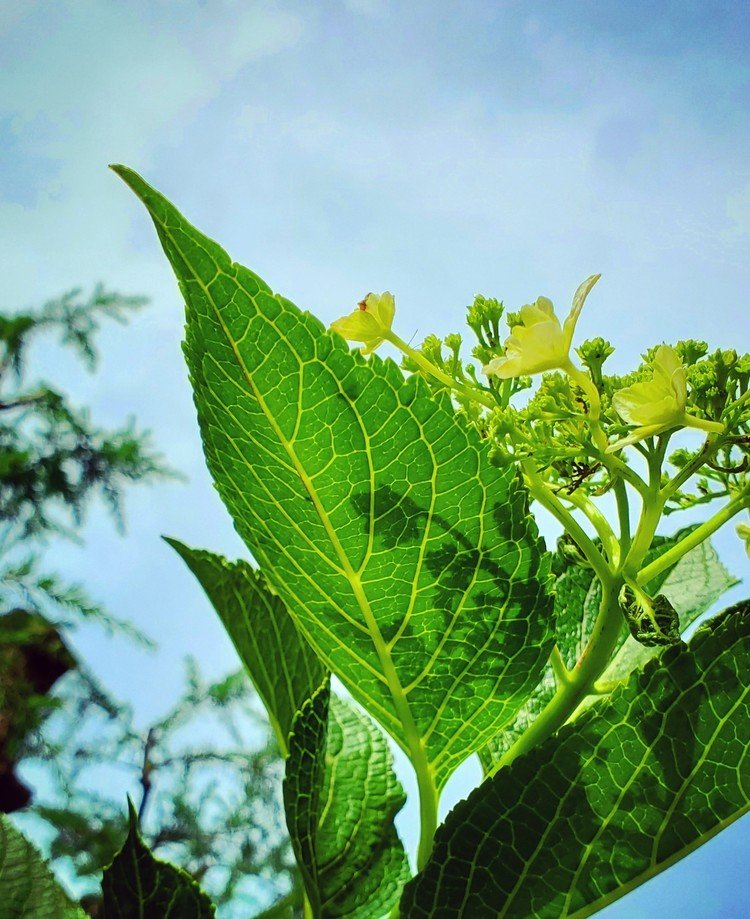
[[330, 292, 395, 355], [608, 345, 724, 452], [483, 275, 600, 379]]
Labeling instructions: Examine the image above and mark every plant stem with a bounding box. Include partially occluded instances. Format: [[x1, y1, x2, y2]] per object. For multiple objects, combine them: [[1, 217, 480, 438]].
[[565, 490, 619, 563], [489, 579, 622, 775], [613, 478, 631, 561], [622, 437, 669, 576], [523, 461, 611, 585], [385, 331, 496, 409], [415, 762, 440, 871], [637, 488, 750, 585], [661, 436, 725, 502]]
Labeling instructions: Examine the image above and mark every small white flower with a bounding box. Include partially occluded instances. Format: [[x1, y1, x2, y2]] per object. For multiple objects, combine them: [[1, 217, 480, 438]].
[[483, 275, 600, 379], [330, 292, 395, 355], [608, 345, 724, 452]]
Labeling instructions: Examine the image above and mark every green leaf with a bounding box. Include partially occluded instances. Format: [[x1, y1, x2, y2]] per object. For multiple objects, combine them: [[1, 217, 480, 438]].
[[402, 601, 750, 919], [101, 801, 215, 918], [0, 814, 86, 918], [166, 539, 325, 755], [284, 680, 409, 918], [113, 166, 553, 787], [480, 531, 736, 771]]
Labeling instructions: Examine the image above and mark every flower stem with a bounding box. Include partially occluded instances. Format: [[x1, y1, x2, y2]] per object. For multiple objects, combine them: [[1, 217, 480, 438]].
[[565, 490, 619, 563], [489, 578, 622, 775], [636, 488, 750, 586], [614, 478, 631, 561], [522, 461, 611, 585], [385, 331, 496, 409], [684, 413, 725, 435], [563, 361, 610, 454], [661, 435, 726, 501]]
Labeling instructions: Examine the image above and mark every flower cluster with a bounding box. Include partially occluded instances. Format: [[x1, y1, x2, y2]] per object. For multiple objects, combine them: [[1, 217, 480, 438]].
[[330, 277, 750, 573]]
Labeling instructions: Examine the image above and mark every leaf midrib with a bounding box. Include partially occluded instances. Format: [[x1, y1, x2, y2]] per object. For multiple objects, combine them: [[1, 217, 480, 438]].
[[163, 221, 431, 780]]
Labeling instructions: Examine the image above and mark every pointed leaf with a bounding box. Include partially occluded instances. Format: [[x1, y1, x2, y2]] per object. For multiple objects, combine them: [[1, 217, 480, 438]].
[[102, 802, 215, 918], [113, 166, 553, 786], [0, 815, 86, 918], [167, 539, 325, 755], [403, 601, 750, 918], [284, 680, 409, 918]]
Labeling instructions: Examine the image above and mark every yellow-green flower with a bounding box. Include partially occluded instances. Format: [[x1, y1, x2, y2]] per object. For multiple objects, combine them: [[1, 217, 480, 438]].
[[330, 292, 395, 355], [737, 520, 750, 559], [483, 274, 600, 379], [608, 345, 724, 452]]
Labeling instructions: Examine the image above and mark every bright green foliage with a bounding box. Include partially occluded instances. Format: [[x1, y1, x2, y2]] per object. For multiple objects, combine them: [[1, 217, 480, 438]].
[[166, 539, 325, 755], [284, 680, 409, 918], [113, 166, 554, 788], [111, 165, 750, 918], [480, 531, 736, 771], [0, 814, 86, 918], [402, 602, 750, 918], [101, 802, 215, 918]]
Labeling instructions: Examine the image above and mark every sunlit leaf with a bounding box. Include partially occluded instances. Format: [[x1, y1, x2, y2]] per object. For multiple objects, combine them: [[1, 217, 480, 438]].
[[284, 680, 409, 918], [480, 531, 736, 771], [167, 539, 325, 755], [114, 166, 553, 787], [403, 601, 750, 918]]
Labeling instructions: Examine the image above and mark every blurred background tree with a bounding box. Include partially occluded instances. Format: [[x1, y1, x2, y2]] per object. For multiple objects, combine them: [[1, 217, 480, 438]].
[[0, 288, 299, 916]]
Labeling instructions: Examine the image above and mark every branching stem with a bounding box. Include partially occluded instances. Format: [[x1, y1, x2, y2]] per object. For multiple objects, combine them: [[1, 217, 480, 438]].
[[489, 579, 622, 775], [637, 487, 750, 585], [385, 331, 496, 409]]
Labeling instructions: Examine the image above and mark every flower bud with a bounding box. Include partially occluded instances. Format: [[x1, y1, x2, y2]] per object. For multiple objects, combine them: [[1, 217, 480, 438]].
[[618, 583, 681, 647]]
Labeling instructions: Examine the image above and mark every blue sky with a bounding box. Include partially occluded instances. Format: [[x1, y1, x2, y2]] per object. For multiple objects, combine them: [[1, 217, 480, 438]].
[[2, 1, 749, 915]]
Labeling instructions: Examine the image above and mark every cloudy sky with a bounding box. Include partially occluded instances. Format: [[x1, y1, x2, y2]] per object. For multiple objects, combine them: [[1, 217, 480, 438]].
[[3, 1, 749, 915]]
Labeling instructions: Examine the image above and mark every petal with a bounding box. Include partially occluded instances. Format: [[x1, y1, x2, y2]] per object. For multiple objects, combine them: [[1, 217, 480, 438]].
[[330, 309, 382, 344], [613, 381, 681, 425], [652, 345, 686, 408], [563, 273, 600, 347], [377, 291, 396, 329], [519, 299, 561, 328], [606, 422, 671, 453], [365, 291, 396, 330], [360, 337, 385, 356], [484, 355, 529, 379]]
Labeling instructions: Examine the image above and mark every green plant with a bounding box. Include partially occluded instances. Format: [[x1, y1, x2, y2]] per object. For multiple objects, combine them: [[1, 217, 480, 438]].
[[0, 285, 295, 917], [40, 166, 750, 917]]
